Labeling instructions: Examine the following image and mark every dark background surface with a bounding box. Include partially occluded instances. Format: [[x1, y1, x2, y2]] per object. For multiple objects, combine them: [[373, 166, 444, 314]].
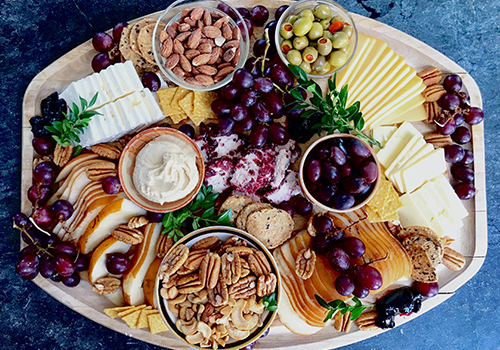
[[1, 0, 499, 349]]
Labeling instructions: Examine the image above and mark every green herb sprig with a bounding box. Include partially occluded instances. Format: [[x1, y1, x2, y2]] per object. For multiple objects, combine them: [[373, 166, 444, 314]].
[[162, 185, 233, 242], [287, 65, 379, 147], [45, 92, 101, 146], [315, 294, 369, 322], [262, 292, 278, 311]]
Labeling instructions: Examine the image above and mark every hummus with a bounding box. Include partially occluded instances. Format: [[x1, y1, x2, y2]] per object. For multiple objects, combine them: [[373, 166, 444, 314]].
[[133, 134, 200, 204]]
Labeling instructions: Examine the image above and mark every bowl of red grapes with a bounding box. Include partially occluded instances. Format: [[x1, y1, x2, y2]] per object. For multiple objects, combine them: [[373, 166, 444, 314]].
[[299, 134, 381, 212]]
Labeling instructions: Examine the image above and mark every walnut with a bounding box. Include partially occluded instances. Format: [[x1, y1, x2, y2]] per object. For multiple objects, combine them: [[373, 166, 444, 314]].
[[199, 252, 221, 289], [295, 249, 316, 280], [248, 251, 271, 277], [92, 276, 121, 295], [208, 281, 229, 307], [220, 252, 241, 285], [256, 273, 277, 297], [111, 224, 144, 245], [228, 276, 256, 299]]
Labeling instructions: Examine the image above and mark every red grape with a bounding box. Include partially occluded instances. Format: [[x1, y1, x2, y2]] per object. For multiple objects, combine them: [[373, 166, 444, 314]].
[[32, 205, 55, 228], [237, 18, 253, 36], [451, 126, 471, 144], [236, 114, 255, 131], [32, 136, 56, 155], [454, 113, 465, 126], [293, 197, 313, 215], [252, 101, 272, 123], [102, 176, 122, 194], [276, 202, 294, 216], [237, 7, 250, 18], [270, 64, 293, 89], [51, 200, 74, 221], [335, 274, 355, 296], [412, 281, 439, 298], [327, 248, 350, 271], [91, 53, 112, 72], [75, 254, 90, 272], [16, 253, 40, 279], [33, 161, 57, 185], [22, 228, 44, 246], [28, 184, 51, 204], [92, 32, 114, 52], [275, 5, 289, 20], [179, 124, 195, 138], [50, 274, 63, 282], [211, 99, 233, 116], [250, 5, 269, 26], [342, 237, 366, 258], [20, 246, 38, 259], [40, 260, 57, 279], [253, 38, 267, 57], [331, 194, 355, 210], [231, 103, 248, 121], [113, 22, 128, 42], [435, 116, 456, 135], [218, 118, 236, 136], [233, 69, 254, 89], [268, 123, 289, 145], [253, 77, 274, 94], [263, 90, 284, 115], [353, 282, 370, 299], [360, 160, 378, 183], [142, 72, 161, 92], [443, 74, 462, 93], [356, 265, 383, 290], [54, 242, 78, 259], [54, 254, 76, 277], [12, 212, 29, 228], [438, 93, 460, 111], [444, 144, 465, 163], [221, 83, 241, 100], [147, 211, 164, 222], [451, 164, 474, 183], [241, 90, 258, 108], [62, 272, 81, 287], [312, 234, 333, 254], [106, 252, 131, 274], [313, 215, 333, 235], [459, 150, 474, 165], [465, 107, 484, 125], [249, 124, 268, 147]]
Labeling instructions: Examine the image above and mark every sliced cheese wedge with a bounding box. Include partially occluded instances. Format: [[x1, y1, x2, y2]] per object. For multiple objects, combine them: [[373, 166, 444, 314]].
[[418, 183, 463, 229], [384, 134, 426, 178], [336, 34, 375, 88], [390, 102, 427, 124], [397, 148, 446, 193], [430, 174, 469, 222], [371, 125, 398, 152], [376, 122, 421, 169], [398, 194, 434, 230], [388, 143, 434, 193]]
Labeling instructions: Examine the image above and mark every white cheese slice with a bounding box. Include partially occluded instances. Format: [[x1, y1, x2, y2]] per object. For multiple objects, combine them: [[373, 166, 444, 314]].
[[398, 193, 435, 231], [414, 183, 463, 230], [410, 187, 456, 236], [371, 125, 397, 152], [430, 174, 469, 221], [399, 148, 446, 193], [384, 134, 426, 178], [99, 60, 143, 102], [376, 122, 421, 169], [368, 93, 426, 129]]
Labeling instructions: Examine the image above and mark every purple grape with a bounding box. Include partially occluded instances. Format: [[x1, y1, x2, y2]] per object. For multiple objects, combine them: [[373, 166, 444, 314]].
[[40, 260, 57, 279], [342, 176, 368, 194], [50, 274, 63, 282], [221, 83, 241, 100], [454, 113, 465, 126], [443, 74, 462, 93], [451, 165, 474, 183], [277, 202, 294, 216], [237, 7, 250, 19], [41, 234, 58, 249], [92, 32, 114, 52], [263, 90, 284, 115], [260, 326, 270, 338], [275, 5, 289, 20], [353, 282, 370, 299], [236, 114, 255, 131], [312, 234, 333, 254], [412, 281, 439, 298], [113, 22, 128, 42], [33, 161, 57, 185], [75, 254, 90, 272], [28, 184, 51, 204], [179, 124, 195, 138], [312, 185, 336, 204], [32, 206, 55, 228], [102, 176, 122, 194], [454, 182, 475, 199], [268, 123, 289, 145], [306, 159, 321, 182], [313, 215, 333, 235], [458, 91, 470, 108], [32, 136, 56, 156], [444, 144, 465, 163], [142, 72, 161, 92], [147, 211, 164, 222], [252, 101, 272, 123], [438, 93, 460, 111], [241, 341, 256, 350], [465, 107, 484, 125], [460, 150, 474, 165], [265, 20, 278, 42], [51, 200, 74, 221], [249, 124, 268, 147], [331, 194, 355, 210], [91, 53, 112, 72], [331, 146, 347, 166], [340, 164, 352, 178], [322, 163, 341, 184], [435, 116, 457, 136], [342, 237, 366, 258], [22, 228, 44, 246], [53, 254, 75, 277], [54, 242, 78, 259], [106, 252, 131, 274], [335, 274, 355, 296], [245, 57, 263, 77], [217, 2, 236, 19], [293, 197, 313, 215], [360, 160, 378, 183], [241, 90, 258, 107], [327, 248, 350, 272], [212, 99, 233, 116], [16, 253, 40, 279], [451, 126, 471, 144], [356, 265, 383, 290], [158, 122, 171, 128], [12, 212, 29, 228], [218, 118, 236, 136], [314, 143, 330, 160], [253, 38, 267, 57], [20, 246, 38, 260], [231, 103, 248, 121], [250, 5, 269, 26], [233, 69, 254, 89], [253, 77, 274, 94], [270, 64, 293, 88], [62, 272, 81, 287], [347, 138, 370, 158]]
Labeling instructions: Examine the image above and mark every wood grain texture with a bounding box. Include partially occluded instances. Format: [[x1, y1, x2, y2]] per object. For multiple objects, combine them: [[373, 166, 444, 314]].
[[20, 4, 486, 349]]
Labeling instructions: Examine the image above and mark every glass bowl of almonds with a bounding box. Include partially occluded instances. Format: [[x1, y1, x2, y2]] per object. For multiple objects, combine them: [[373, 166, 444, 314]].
[[153, 0, 250, 91], [154, 226, 280, 349]]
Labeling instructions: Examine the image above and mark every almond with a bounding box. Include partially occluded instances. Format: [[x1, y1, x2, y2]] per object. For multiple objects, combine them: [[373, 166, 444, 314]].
[[192, 53, 211, 66], [232, 25, 241, 40], [187, 28, 202, 49], [213, 17, 229, 29], [211, 11, 224, 20], [173, 39, 185, 55], [197, 65, 217, 75], [198, 43, 212, 54], [185, 77, 203, 86], [214, 66, 234, 82], [222, 23, 232, 40], [165, 53, 180, 69], [161, 36, 173, 58], [202, 26, 222, 38], [218, 62, 232, 69], [203, 9, 212, 26], [184, 17, 197, 27], [166, 25, 177, 39], [222, 40, 239, 51], [232, 47, 240, 66], [159, 30, 169, 43], [191, 66, 200, 75], [223, 47, 236, 62], [191, 7, 204, 21], [179, 54, 192, 72], [172, 66, 185, 78], [197, 20, 204, 30], [195, 74, 214, 86], [185, 49, 200, 60], [200, 38, 215, 46], [178, 23, 191, 32], [181, 8, 193, 17], [208, 47, 222, 64], [176, 31, 191, 42]]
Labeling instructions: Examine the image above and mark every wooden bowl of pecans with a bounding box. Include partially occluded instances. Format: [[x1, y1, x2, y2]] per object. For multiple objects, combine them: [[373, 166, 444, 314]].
[[154, 226, 280, 350], [153, 0, 250, 91]]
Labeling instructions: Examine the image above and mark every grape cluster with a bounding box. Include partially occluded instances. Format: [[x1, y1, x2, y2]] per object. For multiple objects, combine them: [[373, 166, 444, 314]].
[[13, 212, 88, 286], [30, 92, 66, 140], [91, 22, 128, 73], [310, 215, 381, 298], [434, 74, 482, 200]]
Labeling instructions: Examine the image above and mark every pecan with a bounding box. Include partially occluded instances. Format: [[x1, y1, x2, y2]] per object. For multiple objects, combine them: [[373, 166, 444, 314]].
[[386, 221, 404, 238], [159, 30, 169, 43], [232, 47, 240, 66], [220, 252, 241, 285], [187, 28, 202, 49], [228, 275, 257, 299], [161, 36, 173, 58], [176, 31, 192, 42], [92, 276, 121, 295], [86, 160, 116, 181], [163, 273, 180, 289], [117, 135, 131, 149], [165, 53, 180, 70], [195, 74, 215, 86], [179, 54, 192, 72], [191, 7, 204, 21], [333, 311, 352, 333], [203, 9, 212, 26], [356, 312, 379, 331], [177, 273, 204, 294], [160, 244, 189, 278], [178, 249, 209, 275], [199, 252, 221, 289], [208, 281, 229, 307], [185, 49, 201, 60], [198, 42, 212, 54], [424, 132, 453, 148], [424, 101, 440, 124], [295, 249, 316, 280], [213, 17, 229, 29], [417, 67, 442, 86], [53, 144, 73, 167], [223, 47, 236, 62], [91, 143, 121, 159], [192, 236, 222, 251], [240, 260, 250, 278], [442, 247, 465, 271], [156, 233, 174, 258], [166, 25, 177, 39], [178, 23, 191, 32], [208, 47, 223, 65], [248, 251, 271, 277], [197, 65, 217, 75], [214, 66, 234, 82], [185, 77, 203, 86], [127, 215, 148, 229], [112, 224, 144, 245], [257, 273, 277, 297], [202, 26, 222, 38], [422, 84, 446, 102], [192, 53, 212, 66], [173, 39, 185, 55]]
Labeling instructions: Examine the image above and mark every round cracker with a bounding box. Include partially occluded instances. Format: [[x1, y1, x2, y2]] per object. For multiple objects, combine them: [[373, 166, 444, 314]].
[[129, 18, 157, 56], [219, 195, 253, 224], [119, 25, 159, 74], [235, 203, 272, 230], [407, 243, 438, 283], [402, 234, 443, 267], [246, 208, 294, 249], [138, 23, 166, 65]]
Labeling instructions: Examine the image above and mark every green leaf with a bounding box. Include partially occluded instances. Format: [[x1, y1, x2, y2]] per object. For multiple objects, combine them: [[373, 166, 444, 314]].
[[201, 207, 215, 218], [89, 92, 99, 107], [72, 145, 82, 157], [301, 109, 316, 119], [288, 64, 308, 81], [328, 300, 346, 309], [71, 102, 79, 117], [44, 125, 59, 134], [292, 103, 309, 111], [267, 304, 278, 312], [167, 230, 175, 238], [195, 190, 206, 203], [352, 296, 362, 307], [324, 309, 335, 322], [290, 88, 305, 101], [205, 185, 213, 194], [217, 209, 232, 224], [349, 307, 364, 321], [80, 96, 88, 110], [163, 212, 173, 229], [206, 192, 219, 203], [328, 74, 337, 92], [315, 295, 331, 309], [339, 85, 348, 107]]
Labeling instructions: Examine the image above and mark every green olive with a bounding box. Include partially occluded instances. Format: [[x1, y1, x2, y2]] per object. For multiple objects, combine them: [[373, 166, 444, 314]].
[[314, 4, 331, 19], [299, 61, 312, 74], [338, 45, 349, 53], [287, 49, 303, 66], [342, 25, 353, 38], [317, 37, 333, 56], [280, 22, 294, 39], [302, 46, 318, 63], [307, 22, 324, 40], [299, 9, 315, 22], [287, 14, 299, 25], [330, 15, 344, 23], [320, 19, 331, 30], [293, 36, 309, 50], [311, 55, 327, 72], [281, 39, 293, 53], [322, 30, 333, 40], [317, 61, 332, 74], [332, 31, 349, 48], [328, 50, 348, 67], [292, 17, 313, 37]]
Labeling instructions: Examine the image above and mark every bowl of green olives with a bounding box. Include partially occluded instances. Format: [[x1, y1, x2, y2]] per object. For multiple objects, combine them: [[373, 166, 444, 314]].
[[275, 0, 357, 78]]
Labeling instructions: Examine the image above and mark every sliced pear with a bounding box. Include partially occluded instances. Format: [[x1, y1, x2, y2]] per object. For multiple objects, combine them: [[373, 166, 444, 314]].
[[77, 198, 146, 254], [88, 236, 132, 284], [277, 285, 323, 335], [143, 257, 162, 308], [122, 223, 162, 306], [55, 153, 100, 183], [105, 286, 125, 306]]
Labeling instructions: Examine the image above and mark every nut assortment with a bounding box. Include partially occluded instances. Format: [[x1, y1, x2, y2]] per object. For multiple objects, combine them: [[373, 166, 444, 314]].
[[159, 7, 241, 86], [159, 235, 277, 349]]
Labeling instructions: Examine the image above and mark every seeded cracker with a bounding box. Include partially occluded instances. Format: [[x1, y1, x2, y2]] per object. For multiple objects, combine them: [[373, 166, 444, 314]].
[[219, 195, 253, 224], [407, 243, 438, 283], [138, 23, 166, 65], [236, 203, 273, 230], [148, 313, 168, 334], [130, 18, 156, 56], [179, 91, 195, 118], [246, 207, 294, 249], [191, 91, 218, 125], [119, 26, 158, 74]]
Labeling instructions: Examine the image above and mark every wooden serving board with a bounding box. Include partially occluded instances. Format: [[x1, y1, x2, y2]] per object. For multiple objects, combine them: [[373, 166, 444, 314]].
[[21, 3, 487, 349]]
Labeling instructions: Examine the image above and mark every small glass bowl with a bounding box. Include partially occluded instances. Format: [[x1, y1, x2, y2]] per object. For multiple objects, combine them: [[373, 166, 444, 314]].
[[275, 0, 358, 79], [152, 0, 250, 91]]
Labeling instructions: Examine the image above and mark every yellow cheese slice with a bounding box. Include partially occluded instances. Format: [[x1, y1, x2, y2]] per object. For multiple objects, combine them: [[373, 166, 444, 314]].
[[336, 34, 375, 89], [384, 134, 426, 178], [376, 122, 421, 169], [368, 93, 426, 129], [390, 102, 427, 124]]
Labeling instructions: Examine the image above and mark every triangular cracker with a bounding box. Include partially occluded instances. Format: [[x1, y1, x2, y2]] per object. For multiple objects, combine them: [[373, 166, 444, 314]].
[[103, 306, 133, 318], [137, 307, 155, 329], [148, 312, 168, 334], [117, 304, 146, 318], [121, 309, 142, 329]]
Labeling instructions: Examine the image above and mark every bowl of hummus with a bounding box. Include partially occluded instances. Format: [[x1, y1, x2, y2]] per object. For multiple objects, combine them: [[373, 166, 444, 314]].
[[119, 127, 205, 213]]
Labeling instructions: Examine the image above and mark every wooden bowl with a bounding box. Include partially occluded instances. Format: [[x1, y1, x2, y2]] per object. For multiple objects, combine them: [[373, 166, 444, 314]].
[[154, 226, 281, 350], [299, 133, 381, 213], [118, 127, 204, 213]]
